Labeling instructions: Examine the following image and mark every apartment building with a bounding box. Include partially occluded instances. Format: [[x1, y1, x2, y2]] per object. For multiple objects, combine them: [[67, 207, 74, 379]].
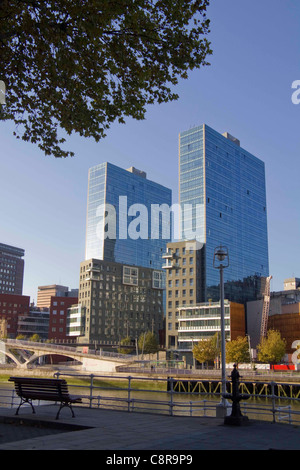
[[78, 258, 164, 345]]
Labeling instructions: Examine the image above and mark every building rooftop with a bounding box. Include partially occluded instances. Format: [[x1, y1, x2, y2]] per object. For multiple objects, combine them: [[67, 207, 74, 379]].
[[0, 243, 24, 258]]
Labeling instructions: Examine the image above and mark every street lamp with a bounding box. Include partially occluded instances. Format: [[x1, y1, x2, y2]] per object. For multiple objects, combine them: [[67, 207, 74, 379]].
[[213, 245, 229, 417]]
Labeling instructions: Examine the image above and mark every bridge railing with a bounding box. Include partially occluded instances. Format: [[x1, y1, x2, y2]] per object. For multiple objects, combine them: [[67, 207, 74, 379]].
[[4, 339, 78, 353], [2, 339, 134, 360]]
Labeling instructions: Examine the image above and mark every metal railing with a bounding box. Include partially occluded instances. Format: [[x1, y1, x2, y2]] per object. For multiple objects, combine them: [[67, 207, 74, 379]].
[[1, 373, 300, 425]]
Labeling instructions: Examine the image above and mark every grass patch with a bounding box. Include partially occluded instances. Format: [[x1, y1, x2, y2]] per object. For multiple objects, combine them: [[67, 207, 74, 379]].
[[0, 374, 11, 382], [64, 376, 167, 391], [0, 372, 167, 391]]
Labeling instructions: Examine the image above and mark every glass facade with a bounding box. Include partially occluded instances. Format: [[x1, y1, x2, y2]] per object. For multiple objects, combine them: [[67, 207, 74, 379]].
[[85, 162, 172, 270], [179, 124, 269, 303]]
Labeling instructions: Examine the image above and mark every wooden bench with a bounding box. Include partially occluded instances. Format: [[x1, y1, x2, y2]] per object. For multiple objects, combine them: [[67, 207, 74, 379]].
[[9, 377, 82, 420]]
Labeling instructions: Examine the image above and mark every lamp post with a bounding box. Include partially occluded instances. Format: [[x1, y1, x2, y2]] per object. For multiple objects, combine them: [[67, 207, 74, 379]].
[[213, 246, 229, 416]]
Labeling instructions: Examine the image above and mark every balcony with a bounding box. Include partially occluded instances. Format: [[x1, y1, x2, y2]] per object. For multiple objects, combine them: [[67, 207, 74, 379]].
[[86, 265, 101, 272], [178, 325, 230, 332], [162, 261, 180, 270], [85, 275, 100, 281]]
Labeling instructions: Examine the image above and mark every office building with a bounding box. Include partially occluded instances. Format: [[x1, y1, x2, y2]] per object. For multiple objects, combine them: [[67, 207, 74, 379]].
[[85, 163, 172, 270], [0, 243, 25, 295], [78, 258, 164, 345], [37, 285, 78, 309], [179, 124, 269, 304]]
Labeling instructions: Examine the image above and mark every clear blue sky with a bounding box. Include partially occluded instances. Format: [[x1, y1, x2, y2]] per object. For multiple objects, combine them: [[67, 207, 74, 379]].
[[0, 0, 299, 302]]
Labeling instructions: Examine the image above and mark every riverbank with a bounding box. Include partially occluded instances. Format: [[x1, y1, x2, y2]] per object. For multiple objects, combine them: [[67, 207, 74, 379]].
[[2, 365, 300, 386], [0, 368, 168, 391]]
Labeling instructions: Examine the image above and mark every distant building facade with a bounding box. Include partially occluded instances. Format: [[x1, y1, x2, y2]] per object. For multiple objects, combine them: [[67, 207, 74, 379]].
[[17, 308, 49, 340], [48, 296, 78, 342], [284, 277, 300, 291], [0, 293, 30, 338], [82, 162, 172, 346], [0, 243, 25, 295], [177, 300, 245, 359], [178, 124, 269, 304], [78, 258, 164, 345], [85, 163, 172, 270], [163, 240, 205, 349], [66, 305, 86, 339], [37, 285, 78, 309], [247, 278, 300, 354]]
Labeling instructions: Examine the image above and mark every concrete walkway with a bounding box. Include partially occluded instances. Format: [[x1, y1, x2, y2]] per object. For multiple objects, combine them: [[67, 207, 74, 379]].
[[0, 405, 299, 450]]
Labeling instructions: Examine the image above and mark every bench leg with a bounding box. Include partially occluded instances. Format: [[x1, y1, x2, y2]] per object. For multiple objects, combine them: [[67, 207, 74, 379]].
[[56, 402, 75, 420], [15, 398, 35, 415]]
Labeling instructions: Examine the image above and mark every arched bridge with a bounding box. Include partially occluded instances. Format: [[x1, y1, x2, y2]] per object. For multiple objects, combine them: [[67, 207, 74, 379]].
[[0, 339, 134, 372]]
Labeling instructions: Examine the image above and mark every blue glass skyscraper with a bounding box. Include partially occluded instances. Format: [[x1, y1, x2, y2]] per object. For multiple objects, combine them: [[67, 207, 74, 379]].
[[179, 124, 269, 303], [85, 163, 172, 270]]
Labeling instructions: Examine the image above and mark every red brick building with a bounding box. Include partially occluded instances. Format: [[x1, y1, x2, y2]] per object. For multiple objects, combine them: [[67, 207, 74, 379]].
[[48, 296, 78, 342], [0, 294, 30, 338]]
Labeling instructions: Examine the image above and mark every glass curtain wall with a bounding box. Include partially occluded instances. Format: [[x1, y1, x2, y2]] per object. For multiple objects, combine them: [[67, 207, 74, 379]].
[[85, 162, 172, 270], [179, 124, 269, 303]]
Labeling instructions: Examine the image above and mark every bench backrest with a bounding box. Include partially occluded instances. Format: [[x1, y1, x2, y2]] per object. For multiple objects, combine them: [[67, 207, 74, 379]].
[[9, 377, 71, 401]]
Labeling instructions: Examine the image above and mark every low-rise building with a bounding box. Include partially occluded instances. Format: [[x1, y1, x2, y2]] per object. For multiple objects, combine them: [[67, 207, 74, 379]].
[[268, 302, 300, 355], [17, 308, 49, 340], [247, 277, 300, 354], [177, 300, 245, 364]]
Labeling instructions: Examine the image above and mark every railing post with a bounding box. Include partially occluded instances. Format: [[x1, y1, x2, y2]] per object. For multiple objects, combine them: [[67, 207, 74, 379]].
[[11, 389, 15, 409], [203, 399, 207, 416], [270, 381, 276, 423], [128, 376, 132, 412], [89, 374, 94, 408], [169, 377, 174, 416], [288, 405, 292, 425]]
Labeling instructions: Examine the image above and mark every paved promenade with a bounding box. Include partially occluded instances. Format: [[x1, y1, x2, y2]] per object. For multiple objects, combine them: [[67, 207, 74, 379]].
[[0, 405, 300, 450]]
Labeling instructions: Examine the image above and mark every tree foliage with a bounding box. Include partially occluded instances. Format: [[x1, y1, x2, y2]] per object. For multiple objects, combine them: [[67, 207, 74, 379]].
[[118, 336, 132, 354], [226, 336, 250, 366], [257, 330, 287, 365], [29, 334, 41, 342], [0, 0, 212, 157], [192, 333, 220, 366], [138, 331, 159, 355]]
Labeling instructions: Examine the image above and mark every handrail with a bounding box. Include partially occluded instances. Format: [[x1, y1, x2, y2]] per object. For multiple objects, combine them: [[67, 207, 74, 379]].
[[51, 372, 300, 424], [2, 339, 134, 360], [1, 372, 300, 425]]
